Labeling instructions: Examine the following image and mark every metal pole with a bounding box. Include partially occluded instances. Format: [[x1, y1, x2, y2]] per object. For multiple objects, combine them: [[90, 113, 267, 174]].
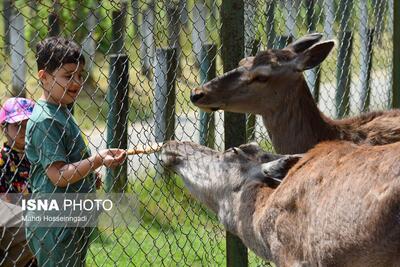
[[336, 0, 353, 118], [167, 4, 182, 75], [153, 48, 177, 178], [392, 0, 400, 108], [48, 0, 61, 37], [336, 31, 353, 118], [305, 0, 321, 102], [48, 13, 60, 37], [140, 3, 155, 79], [360, 29, 374, 112], [3, 0, 12, 56], [111, 9, 126, 54], [246, 39, 260, 142], [192, 0, 207, 67], [105, 6, 129, 192], [131, 0, 139, 39], [265, 1, 275, 48], [105, 54, 129, 192], [221, 0, 248, 266], [10, 12, 26, 97], [199, 44, 216, 148]]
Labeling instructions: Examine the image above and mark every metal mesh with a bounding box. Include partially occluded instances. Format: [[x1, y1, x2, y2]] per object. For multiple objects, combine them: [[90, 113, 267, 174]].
[[0, 0, 394, 266]]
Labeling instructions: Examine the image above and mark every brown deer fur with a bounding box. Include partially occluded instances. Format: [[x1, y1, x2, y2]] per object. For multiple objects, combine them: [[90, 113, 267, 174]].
[[161, 140, 400, 266], [190, 33, 400, 154]]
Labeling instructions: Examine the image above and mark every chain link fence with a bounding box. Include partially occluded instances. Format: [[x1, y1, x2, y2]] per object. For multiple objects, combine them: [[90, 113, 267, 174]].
[[0, 0, 396, 266]]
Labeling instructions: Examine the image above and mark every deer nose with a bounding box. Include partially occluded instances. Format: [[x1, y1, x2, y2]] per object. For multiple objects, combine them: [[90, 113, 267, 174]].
[[190, 91, 205, 103]]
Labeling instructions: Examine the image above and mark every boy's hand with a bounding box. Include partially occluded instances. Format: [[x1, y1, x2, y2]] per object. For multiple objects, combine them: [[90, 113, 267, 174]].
[[97, 149, 126, 168]]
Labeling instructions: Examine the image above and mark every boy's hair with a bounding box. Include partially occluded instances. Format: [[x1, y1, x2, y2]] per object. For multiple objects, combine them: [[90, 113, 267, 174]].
[[36, 36, 85, 73]]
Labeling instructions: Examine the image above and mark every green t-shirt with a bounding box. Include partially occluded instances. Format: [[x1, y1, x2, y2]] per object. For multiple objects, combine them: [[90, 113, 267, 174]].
[[25, 99, 95, 193]]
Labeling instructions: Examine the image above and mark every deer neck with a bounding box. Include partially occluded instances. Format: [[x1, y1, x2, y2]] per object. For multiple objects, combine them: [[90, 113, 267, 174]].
[[222, 182, 275, 261], [261, 79, 337, 154]]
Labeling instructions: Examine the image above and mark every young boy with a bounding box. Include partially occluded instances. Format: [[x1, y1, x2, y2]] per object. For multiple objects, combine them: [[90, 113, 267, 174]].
[[25, 37, 126, 266], [0, 97, 36, 266]]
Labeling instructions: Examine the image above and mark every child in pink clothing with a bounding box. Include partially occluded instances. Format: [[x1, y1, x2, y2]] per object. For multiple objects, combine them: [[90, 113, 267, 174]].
[[0, 97, 36, 267]]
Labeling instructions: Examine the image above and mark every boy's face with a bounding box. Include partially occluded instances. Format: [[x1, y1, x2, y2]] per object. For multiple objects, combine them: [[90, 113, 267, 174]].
[[39, 63, 84, 106]]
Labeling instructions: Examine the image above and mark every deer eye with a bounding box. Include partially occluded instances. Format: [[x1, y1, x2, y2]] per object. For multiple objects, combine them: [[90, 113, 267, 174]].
[[225, 147, 239, 155]]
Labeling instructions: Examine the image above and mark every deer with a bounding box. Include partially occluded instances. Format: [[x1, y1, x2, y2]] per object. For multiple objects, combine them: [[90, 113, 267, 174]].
[[190, 33, 400, 154], [160, 140, 400, 266]]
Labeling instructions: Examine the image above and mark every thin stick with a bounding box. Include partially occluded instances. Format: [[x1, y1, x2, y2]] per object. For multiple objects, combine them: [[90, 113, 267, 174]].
[[126, 143, 163, 155]]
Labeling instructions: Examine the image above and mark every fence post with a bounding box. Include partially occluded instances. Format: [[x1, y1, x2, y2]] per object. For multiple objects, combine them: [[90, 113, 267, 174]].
[[10, 11, 26, 97], [359, 28, 374, 112], [192, 0, 207, 67], [199, 44, 216, 148], [283, 0, 299, 37], [245, 39, 260, 142], [265, 1, 276, 48], [336, 0, 353, 118], [324, 0, 335, 38], [167, 4, 181, 74], [244, 1, 257, 57], [392, 0, 400, 108], [48, 9, 60, 37], [305, 0, 321, 102], [336, 31, 353, 118], [105, 7, 128, 192], [140, 2, 155, 79], [3, 0, 12, 56], [111, 8, 126, 54], [244, 1, 258, 142], [221, 0, 248, 266], [373, 0, 386, 44], [82, 1, 98, 72], [131, 0, 139, 39], [388, 0, 394, 34], [153, 48, 177, 177], [105, 54, 129, 192]]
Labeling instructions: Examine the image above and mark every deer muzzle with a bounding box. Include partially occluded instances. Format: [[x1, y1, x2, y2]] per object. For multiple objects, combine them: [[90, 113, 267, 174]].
[[190, 90, 205, 104]]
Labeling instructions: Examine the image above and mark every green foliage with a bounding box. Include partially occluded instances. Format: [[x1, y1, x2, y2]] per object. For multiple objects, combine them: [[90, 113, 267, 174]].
[[87, 171, 226, 266]]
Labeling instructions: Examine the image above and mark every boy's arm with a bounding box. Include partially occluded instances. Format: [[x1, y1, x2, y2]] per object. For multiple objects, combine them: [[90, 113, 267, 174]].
[[46, 149, 125, 188], [29, 119, 126, 188]]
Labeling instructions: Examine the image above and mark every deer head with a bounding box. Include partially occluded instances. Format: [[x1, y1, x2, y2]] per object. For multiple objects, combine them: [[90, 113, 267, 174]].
[[160, 141, 301, 227], [190, 33, 335, 115]]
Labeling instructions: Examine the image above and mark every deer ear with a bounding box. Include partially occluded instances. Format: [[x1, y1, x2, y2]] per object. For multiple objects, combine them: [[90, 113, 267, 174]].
[[284, 32, 323, 53], [261, 154, 302, 181], [294, 41, 335, 71], [239, 56, 255, 68], [238, 142, 262, 154]]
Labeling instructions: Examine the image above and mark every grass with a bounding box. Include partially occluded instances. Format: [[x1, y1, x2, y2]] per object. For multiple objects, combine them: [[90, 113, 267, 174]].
[[85, 171, 273, 266], [86, 171, 227, 266]]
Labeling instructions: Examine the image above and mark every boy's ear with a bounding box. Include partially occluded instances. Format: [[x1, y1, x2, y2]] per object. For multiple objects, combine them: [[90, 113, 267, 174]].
[[38, 70, 49, 84]]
